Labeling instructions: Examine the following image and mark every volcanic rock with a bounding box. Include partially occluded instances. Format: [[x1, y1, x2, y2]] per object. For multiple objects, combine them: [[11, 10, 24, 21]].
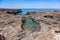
[[0, 8, 22, 15]]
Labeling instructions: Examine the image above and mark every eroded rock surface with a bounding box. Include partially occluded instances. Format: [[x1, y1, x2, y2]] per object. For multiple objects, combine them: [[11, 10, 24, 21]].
[[24, 10, 60, 40], [35, 26, 60, 40], [0, 10, 60, 40], [0, 11, 24, 40], [0, 8, 22, 15]]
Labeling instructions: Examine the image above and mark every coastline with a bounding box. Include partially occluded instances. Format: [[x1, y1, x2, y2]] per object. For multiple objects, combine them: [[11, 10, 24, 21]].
[[0, 8, 60, 40]]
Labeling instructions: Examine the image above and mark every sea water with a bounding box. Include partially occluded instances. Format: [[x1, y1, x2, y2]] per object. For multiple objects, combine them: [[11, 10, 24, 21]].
[[16, 8, 60, 16]]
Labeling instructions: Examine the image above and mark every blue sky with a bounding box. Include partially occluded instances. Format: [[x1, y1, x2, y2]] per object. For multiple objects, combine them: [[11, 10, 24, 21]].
[[0, 0, 60, 8]]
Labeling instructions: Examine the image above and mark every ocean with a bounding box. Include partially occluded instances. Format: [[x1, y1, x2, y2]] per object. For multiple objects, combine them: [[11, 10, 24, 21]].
[[16, 8, 60, 16]]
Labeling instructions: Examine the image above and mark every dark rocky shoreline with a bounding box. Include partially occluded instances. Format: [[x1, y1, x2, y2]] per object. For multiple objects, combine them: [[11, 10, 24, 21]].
[[0, 8, 22, 15], [0, 9, 60, 40]]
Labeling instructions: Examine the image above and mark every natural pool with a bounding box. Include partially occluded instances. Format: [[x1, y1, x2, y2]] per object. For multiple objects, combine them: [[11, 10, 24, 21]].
[[23, 18, 40, 32]]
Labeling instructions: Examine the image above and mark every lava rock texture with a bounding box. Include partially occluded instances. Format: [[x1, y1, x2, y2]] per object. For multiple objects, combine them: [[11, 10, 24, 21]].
[[0, 8, 22, 15]]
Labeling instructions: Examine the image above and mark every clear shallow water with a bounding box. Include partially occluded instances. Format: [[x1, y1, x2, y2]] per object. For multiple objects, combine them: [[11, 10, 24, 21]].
[[23, 18, 40, 32], [16, 9, 60, 16]]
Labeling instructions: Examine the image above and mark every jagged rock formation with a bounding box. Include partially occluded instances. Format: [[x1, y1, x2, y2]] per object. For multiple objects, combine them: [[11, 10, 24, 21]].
[[35, 26, 60, 40], [0, 8, 22, 15], [0, 10, 60, 40], [24, 11, 60, 40], [0, 11, 24, 40]]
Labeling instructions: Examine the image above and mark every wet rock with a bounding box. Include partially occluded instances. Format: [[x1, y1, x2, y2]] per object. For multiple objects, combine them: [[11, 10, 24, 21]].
[[0, 34, 5, 40], [0, 9, 22, 15], [26, 12, 36, 15], [43, 15, 53, 19]]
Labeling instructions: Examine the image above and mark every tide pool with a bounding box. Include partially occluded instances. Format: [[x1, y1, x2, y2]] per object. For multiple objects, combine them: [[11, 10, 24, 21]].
[[23, 18, 40, 32]]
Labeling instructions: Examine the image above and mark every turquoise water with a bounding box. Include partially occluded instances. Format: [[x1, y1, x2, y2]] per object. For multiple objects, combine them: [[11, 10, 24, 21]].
[[16, 9, 60, 16], [23, 18, 40, 32]]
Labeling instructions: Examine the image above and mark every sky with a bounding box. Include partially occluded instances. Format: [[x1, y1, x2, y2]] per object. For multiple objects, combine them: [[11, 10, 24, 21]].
[[0, 0, 60, 8]]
